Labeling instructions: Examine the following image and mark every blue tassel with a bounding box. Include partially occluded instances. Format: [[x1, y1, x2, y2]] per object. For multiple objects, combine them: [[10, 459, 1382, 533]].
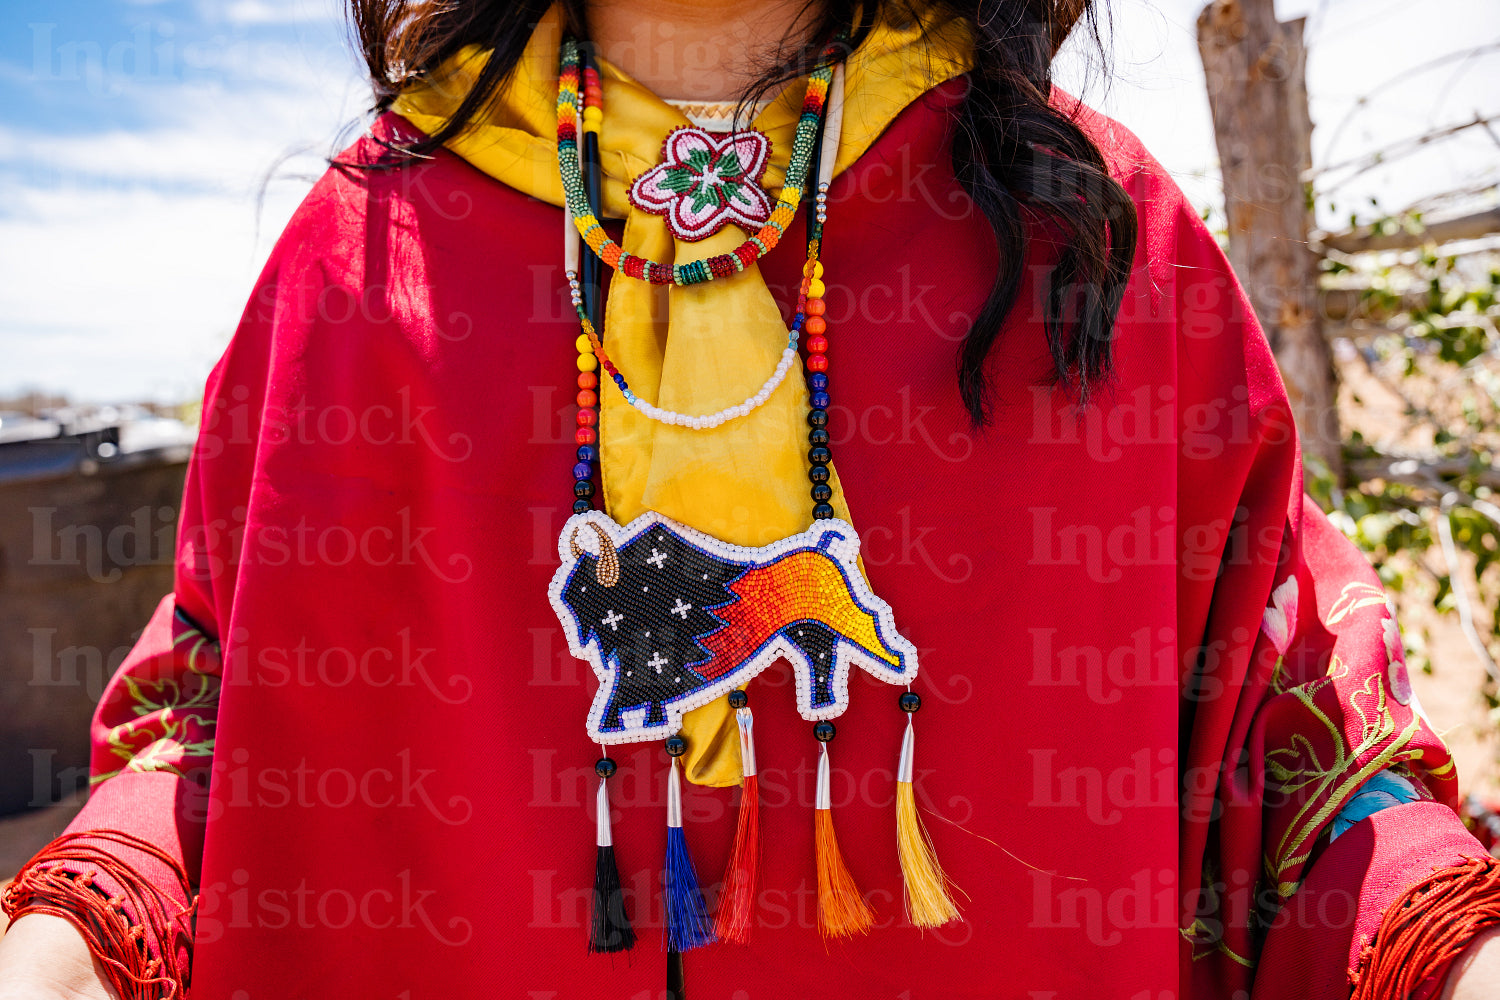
[[664, 758, 716, 951]]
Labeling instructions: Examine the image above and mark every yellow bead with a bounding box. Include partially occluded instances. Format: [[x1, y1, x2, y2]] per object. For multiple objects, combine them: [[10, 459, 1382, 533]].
[[808, 278, 827, 298], [812, 261, 825, 279], [577, 352, 598, 372], [582, 107, 602, 124], [575, 334, 594, 354]]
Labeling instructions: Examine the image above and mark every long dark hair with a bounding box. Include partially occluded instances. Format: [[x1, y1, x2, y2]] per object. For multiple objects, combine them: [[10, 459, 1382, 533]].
[[346, 0, 1137, 423]]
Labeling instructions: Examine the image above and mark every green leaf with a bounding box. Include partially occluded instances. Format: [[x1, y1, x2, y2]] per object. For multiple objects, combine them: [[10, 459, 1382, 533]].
[[716, 150, 743, 179], [659, 167, 699, 194]]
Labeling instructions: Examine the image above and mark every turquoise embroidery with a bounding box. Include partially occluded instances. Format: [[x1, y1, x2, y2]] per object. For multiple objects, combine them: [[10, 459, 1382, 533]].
[[1330, 769, 1422, 840]]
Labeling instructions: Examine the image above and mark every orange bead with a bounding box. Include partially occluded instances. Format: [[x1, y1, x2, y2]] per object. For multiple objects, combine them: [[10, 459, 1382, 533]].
[[805, 316, 826, 335], [578, 371, 598, 389], [806, 298, 826, 316], [577, 389, 598, 408]]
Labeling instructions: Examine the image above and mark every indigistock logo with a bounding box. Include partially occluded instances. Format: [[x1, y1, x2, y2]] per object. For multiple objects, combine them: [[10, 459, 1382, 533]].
[[169, 504, 474, 584], [526, 745, 974, 942], [1028, 748, 1176, 827], [195, 867, 473, 947], [219, 626, 472, 704], [1028, 867, 1177, 947], [29, 504, 176, 583], [198, 382, 474, 462], [26, 626, 135, 699], [1028, 626, 1177, 706], [1027, 505, 1176, 584], [524, 502, 975, 585], [205, 747, 472, 827]]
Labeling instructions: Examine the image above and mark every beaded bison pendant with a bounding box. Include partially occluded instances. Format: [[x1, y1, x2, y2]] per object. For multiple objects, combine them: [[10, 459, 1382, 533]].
[[549, 510, 919, 744]]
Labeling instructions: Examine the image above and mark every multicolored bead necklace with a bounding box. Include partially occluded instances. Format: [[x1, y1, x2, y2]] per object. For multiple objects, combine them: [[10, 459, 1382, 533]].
[[548, 37, 958, 971], [557, 37, 836, 287]]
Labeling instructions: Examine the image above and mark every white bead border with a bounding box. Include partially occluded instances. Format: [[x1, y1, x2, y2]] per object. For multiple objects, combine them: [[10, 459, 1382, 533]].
[[547, 509, 920, 744]]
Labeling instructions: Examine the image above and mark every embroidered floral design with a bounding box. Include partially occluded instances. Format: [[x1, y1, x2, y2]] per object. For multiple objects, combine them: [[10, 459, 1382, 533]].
[[1381, 599, 1416, 706], [1260, 576, 1299, 657], [629, 126, 774, 242], [1330, 768, 1422, 840]]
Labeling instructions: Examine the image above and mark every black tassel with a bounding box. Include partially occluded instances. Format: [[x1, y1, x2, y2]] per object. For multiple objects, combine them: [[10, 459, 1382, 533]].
[[590, 769, 635, 953]]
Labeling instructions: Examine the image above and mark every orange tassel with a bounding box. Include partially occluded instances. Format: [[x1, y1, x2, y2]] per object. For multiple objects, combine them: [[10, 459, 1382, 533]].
[[716, 699, 760, 944], [814, 742, 873, 938]]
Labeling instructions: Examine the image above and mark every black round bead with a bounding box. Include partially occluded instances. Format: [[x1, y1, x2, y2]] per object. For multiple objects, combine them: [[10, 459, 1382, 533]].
[[812, 502, 836, 520], [813, 720, 836, 742], [727, 689, 748, 709], [808, 446, 832, 465], [808, 427, 830, 446], [572, 499, 592, 514], [807, 409, 829, 428], [573, 479, 595, 499], [811, 483, 833, 502], [899, 692, 922, 713], [808, 464, 830, 483], [595, 757, 617, 778], [664, 735, 688, 757]]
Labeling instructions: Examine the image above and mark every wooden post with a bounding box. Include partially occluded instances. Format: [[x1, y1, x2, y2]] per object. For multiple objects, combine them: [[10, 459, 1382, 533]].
[[1198, 2, 1342, 478]]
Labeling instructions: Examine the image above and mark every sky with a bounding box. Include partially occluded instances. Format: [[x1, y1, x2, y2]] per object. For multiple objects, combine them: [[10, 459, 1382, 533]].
[[0, 0, 1496, 404]]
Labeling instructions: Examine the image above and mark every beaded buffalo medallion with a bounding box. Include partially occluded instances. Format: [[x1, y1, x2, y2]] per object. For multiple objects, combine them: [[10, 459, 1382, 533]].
[[548, 510, 919, 744]]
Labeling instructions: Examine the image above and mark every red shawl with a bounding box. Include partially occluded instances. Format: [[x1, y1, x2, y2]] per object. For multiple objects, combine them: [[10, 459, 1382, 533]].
[[6, 81, 1497, 999]]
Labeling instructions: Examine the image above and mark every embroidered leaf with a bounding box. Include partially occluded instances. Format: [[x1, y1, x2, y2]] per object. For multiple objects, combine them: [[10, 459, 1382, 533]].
[[685, 147, 713, 170]]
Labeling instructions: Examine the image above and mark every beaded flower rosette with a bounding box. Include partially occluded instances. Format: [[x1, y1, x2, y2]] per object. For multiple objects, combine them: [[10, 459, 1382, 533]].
[[550, 36, 961, 959]]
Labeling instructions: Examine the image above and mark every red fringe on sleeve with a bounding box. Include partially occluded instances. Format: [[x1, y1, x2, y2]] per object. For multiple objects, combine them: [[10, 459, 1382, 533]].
[[2, 830, 195, 1000], [1351, 856, 1500, 1000]]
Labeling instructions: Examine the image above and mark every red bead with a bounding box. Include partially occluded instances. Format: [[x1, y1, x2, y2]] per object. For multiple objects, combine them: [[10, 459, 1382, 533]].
[[806, 354, 829, 372], [575, 427, 597, 445], [805, 316, 826, 335], [807, 335, 828, 353], [578, 371, 598, 390], [576, 408, 598, 427], [806, 298, 826, 316], [577, 389, 598, 408]]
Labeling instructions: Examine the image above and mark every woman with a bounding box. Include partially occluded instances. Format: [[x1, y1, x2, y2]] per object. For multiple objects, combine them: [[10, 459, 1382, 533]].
[[2, 1, 1498, 997]]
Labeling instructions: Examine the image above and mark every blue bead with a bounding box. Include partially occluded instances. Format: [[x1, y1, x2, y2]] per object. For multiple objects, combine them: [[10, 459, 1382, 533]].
[[810, 391, 830, 409], [613, 374, 626, 385], [572, 462, 592, 480], [809, 373, 828, 390], [576, 444, 598, 463]]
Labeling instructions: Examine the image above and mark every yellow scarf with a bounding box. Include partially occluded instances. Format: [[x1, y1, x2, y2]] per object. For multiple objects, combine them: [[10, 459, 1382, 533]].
[[395, 6, 970, 785]]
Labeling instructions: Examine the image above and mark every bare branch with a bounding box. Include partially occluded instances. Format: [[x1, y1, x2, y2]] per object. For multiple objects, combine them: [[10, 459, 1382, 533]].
[[1319, 207, 1500, 254]]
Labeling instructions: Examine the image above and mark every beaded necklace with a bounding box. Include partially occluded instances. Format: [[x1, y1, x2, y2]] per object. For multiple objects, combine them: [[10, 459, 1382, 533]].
[[544, 37, 959, 967], [557, 38, 834, 287]]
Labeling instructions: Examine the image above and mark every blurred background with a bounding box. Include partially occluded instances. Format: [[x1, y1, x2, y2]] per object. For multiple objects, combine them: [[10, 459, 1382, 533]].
[[1, 0, 1498, 872]]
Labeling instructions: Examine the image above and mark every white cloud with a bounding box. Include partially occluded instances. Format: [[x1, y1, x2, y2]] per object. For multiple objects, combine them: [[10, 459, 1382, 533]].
[[0, 5, 366, 403]]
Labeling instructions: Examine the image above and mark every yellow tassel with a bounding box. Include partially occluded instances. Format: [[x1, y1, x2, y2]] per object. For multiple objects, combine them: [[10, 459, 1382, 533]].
[[814, 743, 874, 938], [896, 719, 961, 928]]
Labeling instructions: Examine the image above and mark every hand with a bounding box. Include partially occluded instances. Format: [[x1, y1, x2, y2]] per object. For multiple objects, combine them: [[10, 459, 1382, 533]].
[[0, 913, 119, 1000], [1442, 924, 1500, 1000]]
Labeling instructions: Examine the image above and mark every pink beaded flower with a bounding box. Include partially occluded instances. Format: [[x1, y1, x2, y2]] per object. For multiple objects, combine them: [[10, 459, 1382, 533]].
[[629, 126, 773, 242]]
